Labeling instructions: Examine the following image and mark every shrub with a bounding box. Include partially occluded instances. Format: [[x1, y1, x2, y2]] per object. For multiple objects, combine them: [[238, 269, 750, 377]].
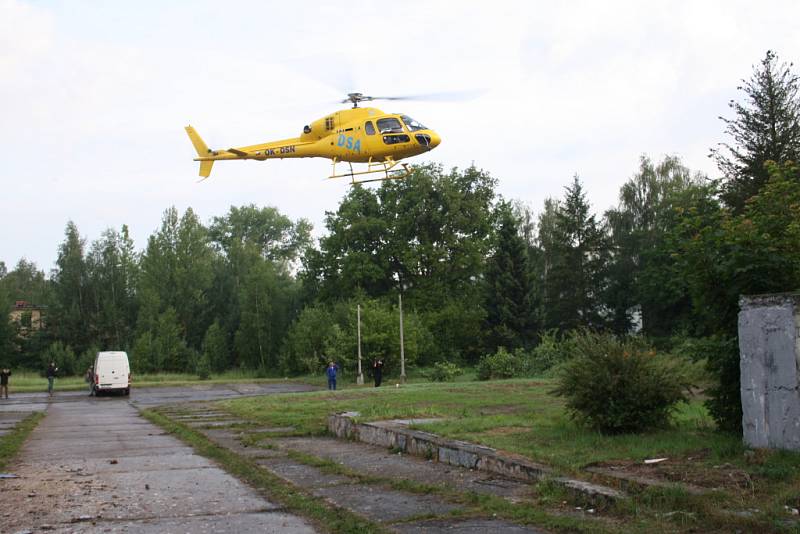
[[552, 331, 689, 434], [428, 361, 461, 382], [477, 347, 526, 380], [529, 330, 571, 374], [195, 351, 211, 380]]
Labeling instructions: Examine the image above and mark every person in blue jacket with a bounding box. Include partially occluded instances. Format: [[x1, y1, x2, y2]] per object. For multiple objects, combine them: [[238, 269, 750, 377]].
[[326, 361, 339, 391]]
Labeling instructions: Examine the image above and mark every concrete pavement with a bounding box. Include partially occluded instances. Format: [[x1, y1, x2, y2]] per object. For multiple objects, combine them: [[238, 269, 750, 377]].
[[0, 384, 320, 533]]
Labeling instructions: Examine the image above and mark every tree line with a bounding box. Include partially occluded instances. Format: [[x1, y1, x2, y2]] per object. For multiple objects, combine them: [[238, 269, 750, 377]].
[[1, 50, 799, 432]]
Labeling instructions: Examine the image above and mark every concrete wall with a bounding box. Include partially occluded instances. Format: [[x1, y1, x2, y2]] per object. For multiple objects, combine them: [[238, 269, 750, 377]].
[[739, 294, 800, 450], [327, 412, 624, 503]]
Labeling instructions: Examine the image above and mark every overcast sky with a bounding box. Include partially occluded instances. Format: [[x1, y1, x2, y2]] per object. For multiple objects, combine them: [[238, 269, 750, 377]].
[[2, 0, 799, 272]]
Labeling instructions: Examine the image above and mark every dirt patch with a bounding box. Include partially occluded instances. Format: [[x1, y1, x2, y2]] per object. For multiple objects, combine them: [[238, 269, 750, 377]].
[[586, 449, 757, 493]]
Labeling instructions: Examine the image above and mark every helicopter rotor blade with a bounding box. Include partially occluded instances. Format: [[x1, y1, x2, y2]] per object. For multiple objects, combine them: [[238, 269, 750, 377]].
[[368, 90, 485, 102]]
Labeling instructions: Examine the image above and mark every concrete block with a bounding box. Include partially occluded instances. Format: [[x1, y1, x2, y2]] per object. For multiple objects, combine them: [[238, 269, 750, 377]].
[[739, 294, 800, 450]]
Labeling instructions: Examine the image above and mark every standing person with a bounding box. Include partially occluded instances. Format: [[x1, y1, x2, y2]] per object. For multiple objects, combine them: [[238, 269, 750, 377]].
[[0, 367, 10, 399], [46, 362, 58, 397], [326, 361, 338, 391], [372, 359, 384, 387], [85, 366, 95, 396]]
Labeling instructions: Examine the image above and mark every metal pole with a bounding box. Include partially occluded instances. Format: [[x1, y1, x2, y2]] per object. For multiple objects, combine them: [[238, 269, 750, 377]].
[[399, 293, 406, 383], [357, 304, 364, 385]]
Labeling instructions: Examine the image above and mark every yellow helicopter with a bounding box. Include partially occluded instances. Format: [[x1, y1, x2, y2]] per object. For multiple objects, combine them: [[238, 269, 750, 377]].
[[185, 93, 441, 184]]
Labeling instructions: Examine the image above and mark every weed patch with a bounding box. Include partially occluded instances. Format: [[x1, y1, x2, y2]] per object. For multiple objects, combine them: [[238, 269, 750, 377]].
[[0, 412, 44, 471]]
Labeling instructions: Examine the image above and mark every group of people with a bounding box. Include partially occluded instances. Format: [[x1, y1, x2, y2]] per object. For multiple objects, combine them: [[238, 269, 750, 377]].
[[0, 361, 60, 399], [325, 358, 384, 391]]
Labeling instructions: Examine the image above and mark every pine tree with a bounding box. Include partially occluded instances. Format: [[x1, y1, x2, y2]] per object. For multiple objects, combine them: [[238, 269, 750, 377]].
[[484, 203, 538, 350], [541, 176, 609, 332], [711, 50, 800, 212], [52, 222, 91, 353]]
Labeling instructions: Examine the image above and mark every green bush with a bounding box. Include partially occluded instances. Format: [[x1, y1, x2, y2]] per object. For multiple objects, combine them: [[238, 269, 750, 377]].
[[195, 351, 211, 380], [698, 336, 741, 433], [428, 361, 461, 382], [552, 331, 689, 434], [529, 330, 573, 374], [476, 347, 526, 380]]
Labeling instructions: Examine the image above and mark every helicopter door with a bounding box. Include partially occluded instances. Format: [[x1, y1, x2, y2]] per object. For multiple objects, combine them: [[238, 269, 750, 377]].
[[377, 118, 411, 152]]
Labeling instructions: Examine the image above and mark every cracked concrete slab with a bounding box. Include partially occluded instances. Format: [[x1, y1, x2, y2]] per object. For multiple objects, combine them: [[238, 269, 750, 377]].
[[312, 483, 460, 523], [256, 457, 354, 488], [274, 436, 534, 501]]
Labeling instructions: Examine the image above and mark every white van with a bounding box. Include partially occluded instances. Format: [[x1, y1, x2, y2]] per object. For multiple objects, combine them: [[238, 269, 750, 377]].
[[93, 351, 131, 396]]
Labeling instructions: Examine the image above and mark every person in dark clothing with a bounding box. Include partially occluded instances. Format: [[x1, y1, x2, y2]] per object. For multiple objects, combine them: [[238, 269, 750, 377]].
[[46, 362, 58, 397], [372, 359, 384, 387], [0, 367, 10, 399], [326, 361, 338, 391], [85, 366, 95, 396]]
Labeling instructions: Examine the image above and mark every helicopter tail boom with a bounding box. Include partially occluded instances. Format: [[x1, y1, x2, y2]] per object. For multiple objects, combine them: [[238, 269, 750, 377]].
[[185, 125, 215, 178]]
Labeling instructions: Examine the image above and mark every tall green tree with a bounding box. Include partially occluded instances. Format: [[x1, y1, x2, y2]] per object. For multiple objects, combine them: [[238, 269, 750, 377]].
[[305, 164, 496, 309], [235, 258, 297, 371], [138, 207, 215, 351], [0, 284, 15, 367], [712, 50, 800, 212], [86, 226, 139, 349], [540, 176, 610, 332], [604, 155, 704, 335], [208, 204, 310, 366], [670, 161, 800, 432], [201, 320, 230, 373], [484, 202, 538, 350], [302, 164, 496, 363], [304, 185, 392, 302], [378, 164, 497, 310], [51, 221, 91, 354], [209, 204, 312, 266]]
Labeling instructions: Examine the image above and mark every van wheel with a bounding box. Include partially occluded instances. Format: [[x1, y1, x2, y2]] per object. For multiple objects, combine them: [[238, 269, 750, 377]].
[[124, 388, 130, 396]]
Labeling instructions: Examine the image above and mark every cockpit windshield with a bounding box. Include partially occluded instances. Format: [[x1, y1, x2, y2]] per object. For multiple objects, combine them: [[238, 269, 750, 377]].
[[400, 115, 427, 132]]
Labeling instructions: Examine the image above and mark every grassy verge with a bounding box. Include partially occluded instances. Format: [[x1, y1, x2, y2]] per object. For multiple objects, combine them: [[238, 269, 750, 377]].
[[221, 379, 726, 470], [220, 379, 800, 532], [141, 408, 391, 534], [0, 412, 44, 471]]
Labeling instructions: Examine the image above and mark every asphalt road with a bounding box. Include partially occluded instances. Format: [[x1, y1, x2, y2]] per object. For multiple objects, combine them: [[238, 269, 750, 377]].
[[0, 383, 319, 533]]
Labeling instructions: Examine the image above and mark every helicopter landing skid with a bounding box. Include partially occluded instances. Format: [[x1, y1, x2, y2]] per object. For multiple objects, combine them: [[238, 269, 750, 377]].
[[328, 157, 411, 185]]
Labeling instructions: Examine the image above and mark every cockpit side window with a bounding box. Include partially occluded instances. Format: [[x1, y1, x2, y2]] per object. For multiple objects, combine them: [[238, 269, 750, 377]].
[[365, 121, 376, 135], [400, 115, 427, 132], [376, 118, 403, 134]]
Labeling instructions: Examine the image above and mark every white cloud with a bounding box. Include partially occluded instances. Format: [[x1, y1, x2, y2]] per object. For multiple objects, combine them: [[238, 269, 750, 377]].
[[2, 0, 800, 270]]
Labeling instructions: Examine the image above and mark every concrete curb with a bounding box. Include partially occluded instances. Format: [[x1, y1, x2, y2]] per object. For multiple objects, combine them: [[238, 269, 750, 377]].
[[327, 412, 624, 504]]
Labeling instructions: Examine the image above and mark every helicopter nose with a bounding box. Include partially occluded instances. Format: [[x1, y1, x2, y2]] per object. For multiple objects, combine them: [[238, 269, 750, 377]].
[[428, 131, 441, 148]]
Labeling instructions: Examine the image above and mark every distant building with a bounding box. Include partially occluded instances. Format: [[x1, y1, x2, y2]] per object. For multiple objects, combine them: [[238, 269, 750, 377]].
[[9, 300, 46, 334]]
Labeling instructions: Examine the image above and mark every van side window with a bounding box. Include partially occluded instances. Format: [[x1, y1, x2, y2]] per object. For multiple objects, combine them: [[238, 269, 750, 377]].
[[365, 121, 376, 135]]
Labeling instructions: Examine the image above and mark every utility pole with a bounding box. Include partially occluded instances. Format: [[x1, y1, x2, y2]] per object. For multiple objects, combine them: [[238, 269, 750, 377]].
[[356, 304, 364, 385], [399, 293, 406, 384]]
